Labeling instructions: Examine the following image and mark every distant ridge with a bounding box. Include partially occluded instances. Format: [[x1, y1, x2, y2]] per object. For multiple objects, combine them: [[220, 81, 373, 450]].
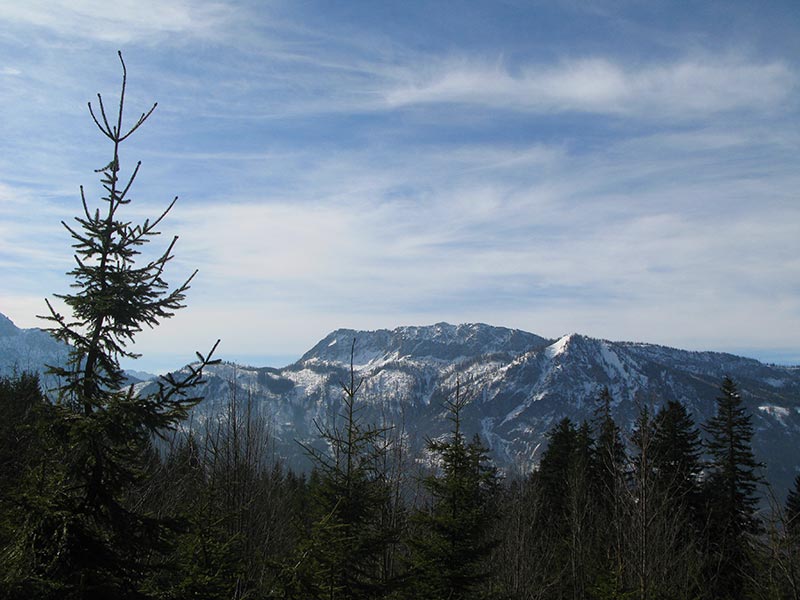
[[176, 323, 800, 499], [4, 313, 798, 497], [0, 312, 69, 379]]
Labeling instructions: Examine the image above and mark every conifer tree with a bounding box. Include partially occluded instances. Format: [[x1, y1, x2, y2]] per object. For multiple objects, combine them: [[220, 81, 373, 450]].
[[780, 474, 800, 599], [594, 387, 626, 493], [651, 400, 702, 504], [628, 399, 703, 599], [537, 417, 577, 525], [0, 373, 50, 571], [531, 417, 599, 599], [5, 52, 218, 599], [406, 382, 499, 600], [702, 376, 762, 600], [591, 386, 627, 597], [285, 339, 398, 600]]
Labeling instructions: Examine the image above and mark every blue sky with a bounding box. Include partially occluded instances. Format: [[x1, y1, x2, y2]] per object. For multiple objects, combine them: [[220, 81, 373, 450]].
[[1, 0, 799, 372]]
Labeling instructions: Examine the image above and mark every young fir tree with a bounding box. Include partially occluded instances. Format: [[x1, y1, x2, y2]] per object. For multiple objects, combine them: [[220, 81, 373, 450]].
[[702, 376, 762, 600], [284, 339, 398, 600], [5, 53, 218, 600], [406, 382, 500, 600]]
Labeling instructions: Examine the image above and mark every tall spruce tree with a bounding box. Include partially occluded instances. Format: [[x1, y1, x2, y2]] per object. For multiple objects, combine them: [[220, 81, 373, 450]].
[[531, 417, 600, 598], [406, 382, 499, 600], [6, 53, 218, 600], [591, 386, 627, 598], [628, 399, 704, 599], [702, 376, 762, 600]]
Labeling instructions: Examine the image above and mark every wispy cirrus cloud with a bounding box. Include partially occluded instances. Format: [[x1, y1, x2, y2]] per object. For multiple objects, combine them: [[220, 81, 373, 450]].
[[0, 0, 235, 44], [2, 1, 799, 370], [384, 56, 796, 118]]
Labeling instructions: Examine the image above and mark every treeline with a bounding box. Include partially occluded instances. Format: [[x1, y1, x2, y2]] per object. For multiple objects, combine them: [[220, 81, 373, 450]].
[[1, 369, 799, 600]]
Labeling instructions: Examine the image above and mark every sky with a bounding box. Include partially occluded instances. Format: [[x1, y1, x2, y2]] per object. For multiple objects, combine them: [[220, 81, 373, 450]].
[[1, 0, 799, 373]]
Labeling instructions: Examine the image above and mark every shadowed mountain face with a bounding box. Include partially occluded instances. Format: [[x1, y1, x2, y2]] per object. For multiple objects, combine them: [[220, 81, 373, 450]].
[[161, 323, 799, 499], [0, 313, 69, 385], [3, 312, 798, 497]]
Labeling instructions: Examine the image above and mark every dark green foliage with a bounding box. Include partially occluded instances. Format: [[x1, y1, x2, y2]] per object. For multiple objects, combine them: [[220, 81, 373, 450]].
[[591, 387, 627, 595], [406, 383, 500, 600], [537, 417, 578, 524], [702, 377, 762, 600], [2, 53, 218, 600], [532, 417, 599, 598], [0, 373, 48, 504], [594, 387, 626, 496], [651, 400, 702, 501], [628, 399, 704, 599], [283, 339, 399, 600], [0, 373, 52, 592], [141, 380, 308, 600]]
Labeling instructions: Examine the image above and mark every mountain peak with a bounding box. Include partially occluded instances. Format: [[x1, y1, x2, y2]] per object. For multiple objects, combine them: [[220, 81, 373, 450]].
[[297, 322, 550, 367]]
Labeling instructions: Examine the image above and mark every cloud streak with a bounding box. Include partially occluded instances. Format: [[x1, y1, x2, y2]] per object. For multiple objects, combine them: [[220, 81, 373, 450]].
[[1, 1, 799, 371], [0, 0, 234, 44], [384, 56, 796, 119]]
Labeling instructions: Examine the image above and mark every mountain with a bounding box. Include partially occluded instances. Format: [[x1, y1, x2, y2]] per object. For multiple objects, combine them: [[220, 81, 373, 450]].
[[0, 312, 157, 386], [168, 322, 800, 498], [3, 312, 798, 497], [0, 312, 69, 384]]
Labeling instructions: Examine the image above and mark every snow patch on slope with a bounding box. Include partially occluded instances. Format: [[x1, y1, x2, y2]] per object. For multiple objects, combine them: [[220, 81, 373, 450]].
[[545, 335, 572, 359], [759, 405, 790, 423]]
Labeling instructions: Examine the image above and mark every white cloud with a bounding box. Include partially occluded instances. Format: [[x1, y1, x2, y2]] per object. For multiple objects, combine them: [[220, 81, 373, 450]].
[[384, 56, 796, 118], [1, 3, 798, 369], [0, 0, 234, 44]]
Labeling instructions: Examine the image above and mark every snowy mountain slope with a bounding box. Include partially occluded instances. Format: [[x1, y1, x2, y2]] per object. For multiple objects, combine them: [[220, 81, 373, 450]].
[[3, 311, 797, 497], [177, 324, 799, 498]]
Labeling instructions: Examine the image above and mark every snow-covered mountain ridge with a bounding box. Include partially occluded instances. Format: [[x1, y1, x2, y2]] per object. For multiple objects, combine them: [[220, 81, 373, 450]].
[[2, 313, 798, 497], [180, 323, 799, 498]]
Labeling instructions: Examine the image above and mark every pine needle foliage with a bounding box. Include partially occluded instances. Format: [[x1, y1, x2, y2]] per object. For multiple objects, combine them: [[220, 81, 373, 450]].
[[702, 376, 762, 600], [407, 381, 500, 600], [288, 339, 398, 599], [5, 52, 219, 600], [704, 377, 762, 535]]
